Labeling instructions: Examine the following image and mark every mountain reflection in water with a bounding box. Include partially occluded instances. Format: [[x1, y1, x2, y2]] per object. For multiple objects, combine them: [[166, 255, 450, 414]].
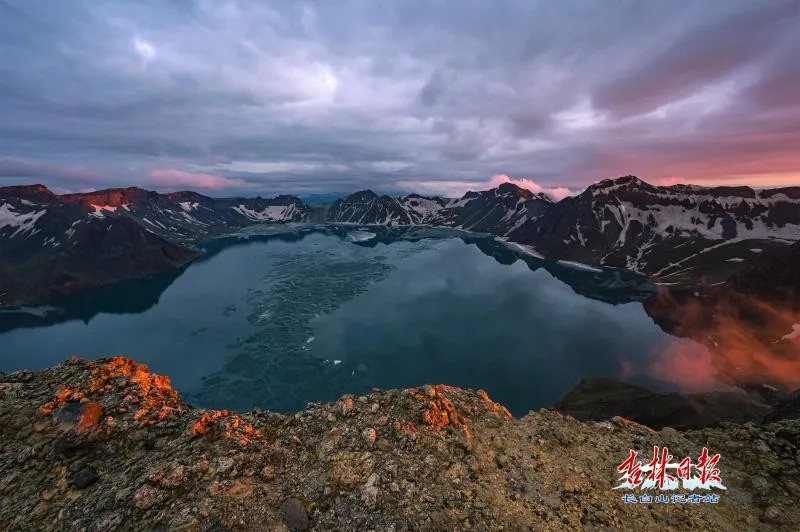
[[0, 224, 670, 415]]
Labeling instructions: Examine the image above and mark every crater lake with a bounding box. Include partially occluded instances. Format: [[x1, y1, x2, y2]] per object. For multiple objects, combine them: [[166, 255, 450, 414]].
[[0, 224, 701, 415]]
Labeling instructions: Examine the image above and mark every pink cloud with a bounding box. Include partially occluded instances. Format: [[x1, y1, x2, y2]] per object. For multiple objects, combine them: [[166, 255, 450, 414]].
[[147, 169, 253, 190], [396, 175, 574, 200], [487, 174, 573, 200], [654, 174, 800, 188]]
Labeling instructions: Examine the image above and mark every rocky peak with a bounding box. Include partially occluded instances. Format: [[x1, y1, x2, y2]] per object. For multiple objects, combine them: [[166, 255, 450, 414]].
[[613, 175, 646, 186], [0, 184, 56, 202], [496, 182, 534, 198], [164, 191, 213, 203], [404, 193, 433, 200], [60, 187, 155, 208], [345, 190, 379, 203], [491, 182, 552, 203], [587, 175, 652, 195]]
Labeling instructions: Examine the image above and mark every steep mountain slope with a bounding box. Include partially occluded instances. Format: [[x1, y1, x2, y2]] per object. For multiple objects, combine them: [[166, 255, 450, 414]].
[[436, 183, 553, 234], [326, 190, 419, 225], [0, 185, 311, 306], [0, 186, 198, 306], [508, 176, 800, 281], [58, 187, 310, 243]]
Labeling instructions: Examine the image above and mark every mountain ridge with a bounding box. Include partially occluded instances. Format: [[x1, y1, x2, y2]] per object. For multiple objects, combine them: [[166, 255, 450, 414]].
[[0, 184, 309, 306], [2, 176, 800, 306], [326, 177, 800, 283]]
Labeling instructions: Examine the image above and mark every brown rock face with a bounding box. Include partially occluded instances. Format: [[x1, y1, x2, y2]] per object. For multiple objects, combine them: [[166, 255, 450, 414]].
[[133, 485, 168, 510], [280, 498, 310, 531]]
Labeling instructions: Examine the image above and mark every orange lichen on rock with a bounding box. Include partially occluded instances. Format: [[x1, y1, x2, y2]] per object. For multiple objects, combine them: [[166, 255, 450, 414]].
[[192, 409, 263, 446], [78, 401, 104, 430], [88, 357, 184, 426], [39, 357, 184, 427], [478, 389, 513, 418], [39, 387, 84, 415], [412, 385, 475, 439], [192, 410, 229, 435], [409, 386, 513, 440], [423, 391, 469, 438]]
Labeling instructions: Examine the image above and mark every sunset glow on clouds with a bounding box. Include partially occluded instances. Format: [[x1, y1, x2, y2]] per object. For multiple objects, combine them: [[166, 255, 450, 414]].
[[0, 1, 798, 196], [487, 175, 573, 201], [397, 175, 574, 200], [147, 169, 253, 191]]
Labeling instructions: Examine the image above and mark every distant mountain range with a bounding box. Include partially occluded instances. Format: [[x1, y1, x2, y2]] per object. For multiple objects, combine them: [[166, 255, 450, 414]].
[[0, 184, 309, 305], [2, 176, 800, 307], [326, 176, 800, 283]]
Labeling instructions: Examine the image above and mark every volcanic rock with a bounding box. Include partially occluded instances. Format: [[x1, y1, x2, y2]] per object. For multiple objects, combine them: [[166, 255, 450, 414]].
[[0, 357, 799, 530], [70, 467, 99, 489]]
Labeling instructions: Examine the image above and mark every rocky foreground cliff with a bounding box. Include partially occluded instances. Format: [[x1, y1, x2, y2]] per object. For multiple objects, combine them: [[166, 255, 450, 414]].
[[1, 357, 799, 531]]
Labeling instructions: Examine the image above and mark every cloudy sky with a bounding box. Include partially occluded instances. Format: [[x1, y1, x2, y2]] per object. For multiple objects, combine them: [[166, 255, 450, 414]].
[[0, 0, 798, 197]]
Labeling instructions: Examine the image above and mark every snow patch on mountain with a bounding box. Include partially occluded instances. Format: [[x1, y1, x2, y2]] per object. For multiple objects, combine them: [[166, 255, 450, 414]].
[[557, 260, 603, 273], [0, 203, 46, 238], [446, 196, 475, 209], [64, 220, 82, 241], [233, 204, 298, 221], [401, 196, 446, 220], [653, 239, 754, 276], [88, 204, 118, 218], [508, 213, 530, 234], [620, 201, 799, 241], [141, 217, 162, 229], [179, 211, 207, 226]]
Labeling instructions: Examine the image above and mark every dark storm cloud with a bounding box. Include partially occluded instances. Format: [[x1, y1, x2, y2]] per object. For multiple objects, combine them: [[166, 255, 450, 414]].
[[590, 2, 798, 118], [0, 0, 798, 196], [0, 158, 109, 186]]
